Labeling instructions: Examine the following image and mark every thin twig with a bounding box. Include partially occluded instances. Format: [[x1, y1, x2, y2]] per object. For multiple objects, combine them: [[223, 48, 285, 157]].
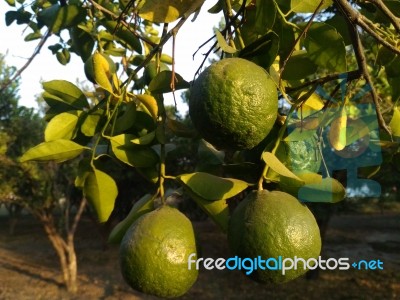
[[88, 0, 157, 48], [279, 0, 326, 84], [0, 30, 51, 93], [285, 70, 361, 93]]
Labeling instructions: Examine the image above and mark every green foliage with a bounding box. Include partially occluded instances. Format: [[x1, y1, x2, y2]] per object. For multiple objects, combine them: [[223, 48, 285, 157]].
[[5, 0, 400, 249]]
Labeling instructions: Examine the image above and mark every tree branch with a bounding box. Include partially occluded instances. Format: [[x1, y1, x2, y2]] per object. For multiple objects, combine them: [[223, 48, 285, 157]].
[[0, 30, 51, 94], [285, 70, 362, 93], [368, 0, 400, 32], [335, 0, 391, 135], [334, 0, 400, 55]]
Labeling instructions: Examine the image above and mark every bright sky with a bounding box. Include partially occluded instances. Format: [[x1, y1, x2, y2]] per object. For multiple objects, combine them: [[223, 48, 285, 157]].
[[0, 1, 221, 114]]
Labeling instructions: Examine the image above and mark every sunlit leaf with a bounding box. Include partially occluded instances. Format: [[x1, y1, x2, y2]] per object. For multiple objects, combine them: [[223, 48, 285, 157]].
[[215, 30, 237, 54], [329, 108, 347, 150], [42, 80, 89, 109], [291, 0, 333, 13], [101, 20, 142, 54], [131, 131, 156, 145], [262, 152, 302, 181], [177, 172, 249, 201], [389, 106, 400, 137], [20, 140, 89, 163], [45, 111, 80, 141], [137, 0, 195, 23], [134, 94, 158, 120], [298, 177, 346, 203], [83, 168, 118, 223]]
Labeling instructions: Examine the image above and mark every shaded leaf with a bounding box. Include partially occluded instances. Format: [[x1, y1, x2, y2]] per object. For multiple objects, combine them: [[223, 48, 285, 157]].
[[185, 187, 229, 232], [304, 22, 347, 72], [131, 131, 156, 145], [177, 172, 249, 201], [110, 134, 159, 167], [282, 50, 318, 80], [148, 71, 190, 94], [37, 4, 86, 33], [84, 168, 118, 223], [101, 20, 142, 54]]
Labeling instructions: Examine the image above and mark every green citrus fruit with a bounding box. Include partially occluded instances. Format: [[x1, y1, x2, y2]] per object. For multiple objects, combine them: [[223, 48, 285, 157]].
[[228, 190, 321, 283], [119, 205, 198, 298], [189, 58, 278, 150], [276, 137, 322, 174]]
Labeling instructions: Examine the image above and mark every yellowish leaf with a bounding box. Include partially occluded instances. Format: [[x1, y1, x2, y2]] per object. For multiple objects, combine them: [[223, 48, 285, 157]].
[[329, 108, 347, 150]]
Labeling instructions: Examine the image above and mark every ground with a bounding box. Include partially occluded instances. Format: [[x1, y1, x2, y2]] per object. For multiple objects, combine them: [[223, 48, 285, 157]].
[[0, 208, 399, 300]]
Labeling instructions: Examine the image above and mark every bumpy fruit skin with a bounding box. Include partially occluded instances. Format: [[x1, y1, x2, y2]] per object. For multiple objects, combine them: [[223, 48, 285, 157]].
[[189, 58, 278, 150], [228, 190, 321, 283], [119, 205, 198, 298]]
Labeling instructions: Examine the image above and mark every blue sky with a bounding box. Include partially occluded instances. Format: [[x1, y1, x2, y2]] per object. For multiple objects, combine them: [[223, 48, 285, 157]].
[[0, 1, 221, 114]]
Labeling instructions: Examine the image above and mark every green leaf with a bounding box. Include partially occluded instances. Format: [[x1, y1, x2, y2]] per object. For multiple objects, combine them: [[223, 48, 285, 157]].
[[298, 177, 346, 203], [148, 71, 190, 94], [137, 0, 195, 23], [239, 31, 279, 69], [131, 131, 156, 145], [284, 127, 318, 142], [37, 4, 86, 33], [84, 168, 118, 223], [177, 172, 249, 201], [255, 0, 276, 33], [5, 0, 16, 6], [185, 187, 229, 232], [45, 111, 80, 141], [42, 80, 89, 109], [291, 0, 333, 13], [114, 102, 137, 134], [198, 139, 224, 165], [304, 22, 347, 73], [325, 15, 352, 46], [108, 193, 154, 244], [24, 32, 42, 42], [389, 106, 400, 137], [110, 134, 159, 167], [282, 50, 318, 80], [101, 20, 142, 54], [280, 172, 322, 196], [81, 110, 105, 137], [215, 30, 237, 54], [20, 140, 89, 163], [5, 10, 31, 26], [262, 151, 302, 181]]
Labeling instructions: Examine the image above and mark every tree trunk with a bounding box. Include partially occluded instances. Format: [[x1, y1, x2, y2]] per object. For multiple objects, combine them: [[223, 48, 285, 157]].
[[34, 199, 86, 293]]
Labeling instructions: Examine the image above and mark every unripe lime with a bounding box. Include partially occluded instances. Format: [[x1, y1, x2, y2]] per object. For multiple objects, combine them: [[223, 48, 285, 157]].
[[189, 58, 278, 150]]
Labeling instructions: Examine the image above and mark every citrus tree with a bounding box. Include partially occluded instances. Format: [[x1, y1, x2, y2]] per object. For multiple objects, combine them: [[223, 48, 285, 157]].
[[4, 0, 400, 297]]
